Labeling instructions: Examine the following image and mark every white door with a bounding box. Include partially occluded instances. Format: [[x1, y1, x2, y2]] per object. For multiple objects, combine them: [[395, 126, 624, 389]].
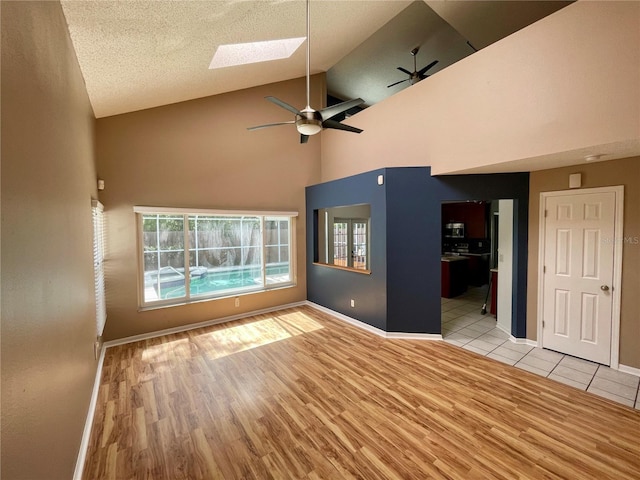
[[542, 191, 616, 364]]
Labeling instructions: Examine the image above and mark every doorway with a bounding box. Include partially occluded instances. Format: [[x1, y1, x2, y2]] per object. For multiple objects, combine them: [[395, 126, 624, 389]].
[[537, 187, 624, 366], [440, 199, 514, 338]]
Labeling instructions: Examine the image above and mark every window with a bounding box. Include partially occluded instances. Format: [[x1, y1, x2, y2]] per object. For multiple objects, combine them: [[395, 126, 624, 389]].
[[92, 200, 107, 336], [352, 220, 368, 270], [135, 207, 296, 307], [316, 204, 370, 272], [333, 218, 369, 270], [332, 220, 349, 266]]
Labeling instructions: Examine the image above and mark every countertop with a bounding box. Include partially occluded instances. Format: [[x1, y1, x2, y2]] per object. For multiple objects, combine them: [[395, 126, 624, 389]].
[[441, 256, 469, 262]]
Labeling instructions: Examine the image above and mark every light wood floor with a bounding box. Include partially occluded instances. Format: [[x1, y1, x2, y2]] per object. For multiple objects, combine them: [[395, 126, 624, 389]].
[[84, 306, 640, 479]]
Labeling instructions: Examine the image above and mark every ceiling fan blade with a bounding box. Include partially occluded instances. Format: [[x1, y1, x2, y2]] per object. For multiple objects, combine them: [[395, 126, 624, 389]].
[[265, 96, 302, 115], [247, 121, 295, 131], [319, 98, 364, 121], [300, 134, 309, 144], [387, 78, 410, 88], [417, 60, 439, 77], [323, 119, 363, 134], [397, 67, 412, 76]]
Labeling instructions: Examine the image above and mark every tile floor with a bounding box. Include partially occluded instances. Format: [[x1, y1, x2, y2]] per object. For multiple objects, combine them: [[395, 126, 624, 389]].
[[442, 287, 640, 409]]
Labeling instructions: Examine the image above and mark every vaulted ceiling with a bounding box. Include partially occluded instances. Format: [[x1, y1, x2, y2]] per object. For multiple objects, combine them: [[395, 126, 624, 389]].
[[61, 0, 571, 119]]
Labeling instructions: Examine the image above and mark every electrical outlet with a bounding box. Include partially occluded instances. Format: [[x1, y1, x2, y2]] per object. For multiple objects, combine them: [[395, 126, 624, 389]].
[[235, 297, 240, 307], [350, 299, 355, 308]]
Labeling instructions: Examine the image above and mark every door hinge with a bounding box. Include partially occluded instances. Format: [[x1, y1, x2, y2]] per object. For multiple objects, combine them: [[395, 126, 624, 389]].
[[542, 321, 545, 328], [543, 265, 546, 273], [544, 210, 548, 218]]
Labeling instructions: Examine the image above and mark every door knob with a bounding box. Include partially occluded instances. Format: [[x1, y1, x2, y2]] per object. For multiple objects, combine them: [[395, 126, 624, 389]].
[[600, 285, 610, 291]]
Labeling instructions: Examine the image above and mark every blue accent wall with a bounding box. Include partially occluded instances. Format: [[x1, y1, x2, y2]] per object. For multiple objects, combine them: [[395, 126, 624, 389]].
[[306, 169, 388, 330], [306, 167, 529, 337]]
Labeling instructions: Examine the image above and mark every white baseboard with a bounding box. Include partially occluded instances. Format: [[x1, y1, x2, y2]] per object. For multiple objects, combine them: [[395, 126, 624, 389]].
[[509, 335, 538, 347], [103, 301, 307, 349], [618, 364, 640, 377], [73, 346, 106, 480], [306, 302, 442, 340]]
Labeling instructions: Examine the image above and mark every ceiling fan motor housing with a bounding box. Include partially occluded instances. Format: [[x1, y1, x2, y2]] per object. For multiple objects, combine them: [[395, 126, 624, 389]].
[[296, 108, 323, 136]]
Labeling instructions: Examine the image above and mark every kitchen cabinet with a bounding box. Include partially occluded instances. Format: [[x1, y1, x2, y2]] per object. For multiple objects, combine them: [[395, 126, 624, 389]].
[[441, 256, 468, 298], [466, 253, 490, 286], [442, 202, 488, 239]]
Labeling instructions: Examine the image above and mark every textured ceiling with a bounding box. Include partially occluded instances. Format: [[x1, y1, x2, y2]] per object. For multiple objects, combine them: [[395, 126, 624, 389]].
[[60, 0, 411, 118], [61, 0, 571, 119]]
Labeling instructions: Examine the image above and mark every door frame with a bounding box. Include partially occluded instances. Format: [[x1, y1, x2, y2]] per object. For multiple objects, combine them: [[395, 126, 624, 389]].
[[537, 186, 624, 368]]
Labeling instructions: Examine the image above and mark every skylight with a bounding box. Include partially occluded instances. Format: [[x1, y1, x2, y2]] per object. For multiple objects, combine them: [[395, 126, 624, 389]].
[[209, 37, 306, 69]]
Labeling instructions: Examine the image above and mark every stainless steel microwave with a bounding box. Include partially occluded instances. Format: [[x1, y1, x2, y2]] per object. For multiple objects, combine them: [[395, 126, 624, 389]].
[[444, 222, 465, 238]]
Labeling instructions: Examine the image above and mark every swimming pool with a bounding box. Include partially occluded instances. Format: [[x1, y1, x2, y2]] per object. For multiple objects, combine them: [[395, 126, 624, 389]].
[[156, 264, 290, 299]]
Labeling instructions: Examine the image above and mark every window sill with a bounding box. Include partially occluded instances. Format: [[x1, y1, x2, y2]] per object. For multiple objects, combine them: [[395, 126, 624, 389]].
[[312, 262, 371, 275], [137, 282, 296, 312]]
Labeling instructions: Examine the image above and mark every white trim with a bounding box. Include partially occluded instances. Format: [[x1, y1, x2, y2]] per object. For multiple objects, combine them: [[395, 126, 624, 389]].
[[385, 332, 443, 340], [617, 364, 640, 378], [509, 335, 538, 347], [103, 301, 307, 348], [133, 205, 298, 217], [136, 211, 297, 309], [73, 347, 106, 480], [305, 302, 442, 340], [537, 186, 624, 368], [536, 195, 546, 353], [610, 186, 624, 369]]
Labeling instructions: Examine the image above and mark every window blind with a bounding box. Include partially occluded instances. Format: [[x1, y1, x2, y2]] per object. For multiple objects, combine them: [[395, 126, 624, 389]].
[[92, 200, 107, 336]]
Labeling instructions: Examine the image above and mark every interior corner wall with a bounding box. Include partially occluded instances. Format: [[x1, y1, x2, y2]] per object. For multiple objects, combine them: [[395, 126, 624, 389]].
[[306, 169, 388, 330], [1, 2, 99, 478], [527, 157, 640, 368], [384, 168, 438, 333], [96, 75, 323, 341], [320, 0, 639, 181]]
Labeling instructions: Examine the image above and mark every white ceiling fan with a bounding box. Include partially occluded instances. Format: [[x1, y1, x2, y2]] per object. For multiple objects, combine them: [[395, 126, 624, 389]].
[[248, 0, 364, 144]]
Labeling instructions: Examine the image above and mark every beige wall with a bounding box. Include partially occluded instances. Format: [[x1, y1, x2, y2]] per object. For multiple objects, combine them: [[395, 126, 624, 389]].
[[96, 76, 323, 340], [527, 158, 640, 368], [320, 0, 639, 181], [1, 2, 99, 478]]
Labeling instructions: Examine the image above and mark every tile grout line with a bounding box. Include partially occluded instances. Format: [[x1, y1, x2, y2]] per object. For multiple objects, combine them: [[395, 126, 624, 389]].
[[442, 288, 639, 406], [585, 365, 598, 391]]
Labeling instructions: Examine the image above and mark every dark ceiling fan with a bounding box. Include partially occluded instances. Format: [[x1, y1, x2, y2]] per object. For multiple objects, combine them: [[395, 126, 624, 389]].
[[387, 46, 438, 88], [247, 0, 364, 144]]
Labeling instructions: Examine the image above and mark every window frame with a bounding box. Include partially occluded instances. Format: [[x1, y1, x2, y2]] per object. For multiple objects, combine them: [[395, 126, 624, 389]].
[[92, 200, 107, 335], [134, 206, 297, 309], [331, 217, 370, 270]]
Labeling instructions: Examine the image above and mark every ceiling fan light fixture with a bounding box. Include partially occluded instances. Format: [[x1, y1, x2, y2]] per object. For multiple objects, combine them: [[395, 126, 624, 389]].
[[296, 109, 323, 135], [296, 121, 322, 136], [247, 0, 363, 140]]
